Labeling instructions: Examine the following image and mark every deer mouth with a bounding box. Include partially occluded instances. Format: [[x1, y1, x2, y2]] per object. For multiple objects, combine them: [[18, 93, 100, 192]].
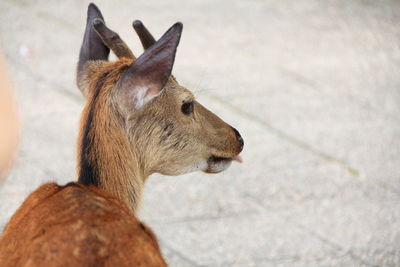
[[205, 154, 242, 173]]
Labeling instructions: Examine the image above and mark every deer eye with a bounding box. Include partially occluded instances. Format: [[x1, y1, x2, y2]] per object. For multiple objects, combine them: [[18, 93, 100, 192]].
[[181, 101, 194, 115]]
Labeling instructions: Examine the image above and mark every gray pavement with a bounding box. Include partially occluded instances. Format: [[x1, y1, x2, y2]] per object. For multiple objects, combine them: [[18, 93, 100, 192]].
[[1, 0, 399, 266]]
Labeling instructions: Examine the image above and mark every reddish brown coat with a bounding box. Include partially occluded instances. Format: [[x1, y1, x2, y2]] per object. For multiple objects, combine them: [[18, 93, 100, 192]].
[[0, 182, 166, 267]]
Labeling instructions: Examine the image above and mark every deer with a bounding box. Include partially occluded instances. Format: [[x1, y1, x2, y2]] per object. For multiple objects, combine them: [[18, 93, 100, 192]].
[[0, 3, 244, 266]]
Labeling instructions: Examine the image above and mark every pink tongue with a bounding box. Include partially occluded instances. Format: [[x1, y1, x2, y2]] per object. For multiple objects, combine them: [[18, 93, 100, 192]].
[[232, 154, 243, 163]]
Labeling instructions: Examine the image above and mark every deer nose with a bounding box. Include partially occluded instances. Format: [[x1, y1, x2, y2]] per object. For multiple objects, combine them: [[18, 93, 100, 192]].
[[231, 127, 244, 151]]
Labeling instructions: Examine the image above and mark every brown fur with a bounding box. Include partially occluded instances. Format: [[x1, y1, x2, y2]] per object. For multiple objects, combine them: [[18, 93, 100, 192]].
[[78, 58, 146, 211], [0, 182, 166, 267], [76, 57, 242, 213], [0, 5, 243, 266]]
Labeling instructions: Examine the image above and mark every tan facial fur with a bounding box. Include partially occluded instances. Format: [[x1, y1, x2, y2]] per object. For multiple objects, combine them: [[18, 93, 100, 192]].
[[76, 7, 244, 213], [125, 79, 243, 176]]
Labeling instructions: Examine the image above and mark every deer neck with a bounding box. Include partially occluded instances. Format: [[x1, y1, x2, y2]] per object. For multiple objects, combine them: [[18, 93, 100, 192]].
[[77, 60, 145, 214]]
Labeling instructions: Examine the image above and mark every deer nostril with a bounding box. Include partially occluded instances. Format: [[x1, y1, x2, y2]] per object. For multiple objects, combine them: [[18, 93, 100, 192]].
[[231, 127, 244, 151], [238, 136, 244, 151]]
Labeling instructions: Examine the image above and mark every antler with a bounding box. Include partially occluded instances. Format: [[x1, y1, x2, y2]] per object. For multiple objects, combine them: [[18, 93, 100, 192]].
[[93, 18, 135, 59], [132, 20, 156, 50]]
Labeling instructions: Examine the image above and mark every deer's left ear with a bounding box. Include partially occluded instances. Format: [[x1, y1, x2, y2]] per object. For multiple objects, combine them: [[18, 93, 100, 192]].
[[117, 22, 182, 113], [77, 3, 110, 98]]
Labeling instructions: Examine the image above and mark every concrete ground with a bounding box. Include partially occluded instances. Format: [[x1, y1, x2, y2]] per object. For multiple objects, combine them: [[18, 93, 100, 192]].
[[1, 0, 399, 266]]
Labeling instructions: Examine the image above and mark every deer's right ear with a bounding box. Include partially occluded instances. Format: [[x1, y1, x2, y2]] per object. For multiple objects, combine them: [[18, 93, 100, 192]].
[[76, 3, 110, 98], [117, 22, 183, 114]]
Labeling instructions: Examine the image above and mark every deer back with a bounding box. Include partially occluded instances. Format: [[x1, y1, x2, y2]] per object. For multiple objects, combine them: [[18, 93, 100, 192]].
[[0, 182, 166, 267]]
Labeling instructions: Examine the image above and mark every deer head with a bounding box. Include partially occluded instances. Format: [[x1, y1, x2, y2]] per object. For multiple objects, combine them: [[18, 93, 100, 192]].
[[76, 4, 244, 213]]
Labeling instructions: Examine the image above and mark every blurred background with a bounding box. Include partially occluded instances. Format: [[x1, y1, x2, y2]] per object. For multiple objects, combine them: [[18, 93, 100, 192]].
[[1, 0, 399, 266]]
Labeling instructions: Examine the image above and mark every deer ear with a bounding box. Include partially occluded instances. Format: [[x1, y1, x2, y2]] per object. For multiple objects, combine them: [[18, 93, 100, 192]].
[[77, 3, 110, 97], [118, 22, 182, 112]]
